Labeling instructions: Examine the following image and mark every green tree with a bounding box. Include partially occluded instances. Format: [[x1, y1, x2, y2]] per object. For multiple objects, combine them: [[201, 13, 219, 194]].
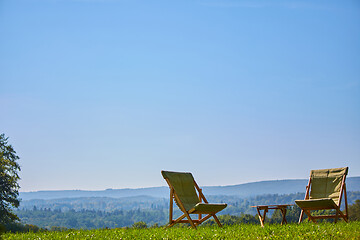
[[132, 221, 147, 229], [0, 134, 21, 226], [349, 199, 360, 221]]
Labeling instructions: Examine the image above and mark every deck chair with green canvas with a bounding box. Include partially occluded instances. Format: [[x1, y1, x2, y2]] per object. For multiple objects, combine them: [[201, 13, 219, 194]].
[[161, 170, 227, 229], [295, 167, 349, 223]]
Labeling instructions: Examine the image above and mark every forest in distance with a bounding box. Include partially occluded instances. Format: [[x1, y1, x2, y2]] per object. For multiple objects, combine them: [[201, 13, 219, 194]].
[[14, 191, 360, 230]]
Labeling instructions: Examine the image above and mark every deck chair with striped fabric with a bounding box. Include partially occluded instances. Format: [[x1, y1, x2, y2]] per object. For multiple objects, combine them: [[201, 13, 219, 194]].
[[295, 167, 349, 223], [161, 170, 227, 229]]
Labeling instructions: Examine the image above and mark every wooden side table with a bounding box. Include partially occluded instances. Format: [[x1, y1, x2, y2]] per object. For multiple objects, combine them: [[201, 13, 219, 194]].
[[251, 204, 293, 227]]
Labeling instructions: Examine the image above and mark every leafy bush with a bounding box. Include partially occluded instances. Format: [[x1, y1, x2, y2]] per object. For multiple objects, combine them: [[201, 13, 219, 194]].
[[349, 199, 360, 221], [131, 221, 147, 229]]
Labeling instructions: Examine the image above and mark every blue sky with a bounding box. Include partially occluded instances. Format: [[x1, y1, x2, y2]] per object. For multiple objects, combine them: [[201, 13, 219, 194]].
[[1, 0, 359, 192]]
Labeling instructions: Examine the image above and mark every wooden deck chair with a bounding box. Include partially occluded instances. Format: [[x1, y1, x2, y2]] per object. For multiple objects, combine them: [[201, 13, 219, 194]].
[[161, 170, 227, 229], [295, 167, 349, 223]]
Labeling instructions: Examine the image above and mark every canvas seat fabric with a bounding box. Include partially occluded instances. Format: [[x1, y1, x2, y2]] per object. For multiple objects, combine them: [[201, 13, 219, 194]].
[[191, 203, 227, 214], [295, 198, 337, 209]]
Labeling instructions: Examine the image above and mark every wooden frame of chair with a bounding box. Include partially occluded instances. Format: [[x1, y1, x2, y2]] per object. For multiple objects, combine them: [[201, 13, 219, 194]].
[[164, 177, 223, 229], [298, 170, 349, 223]]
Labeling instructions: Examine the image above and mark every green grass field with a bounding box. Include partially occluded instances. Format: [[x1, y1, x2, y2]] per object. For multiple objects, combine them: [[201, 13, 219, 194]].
[[2, 222, 360, 240]]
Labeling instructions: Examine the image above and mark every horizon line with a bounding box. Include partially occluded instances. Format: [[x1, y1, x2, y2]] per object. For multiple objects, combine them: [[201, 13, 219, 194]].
[[20, 176, 360, 193]]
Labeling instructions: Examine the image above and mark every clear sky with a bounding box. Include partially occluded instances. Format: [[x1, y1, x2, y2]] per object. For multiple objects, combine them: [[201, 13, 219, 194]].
[[1, 0, 359, 192]]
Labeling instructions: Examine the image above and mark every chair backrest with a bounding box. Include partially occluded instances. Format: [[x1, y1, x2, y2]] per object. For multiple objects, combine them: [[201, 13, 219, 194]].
[[309, 167, 348, 205], [162, 171, 200, 211]]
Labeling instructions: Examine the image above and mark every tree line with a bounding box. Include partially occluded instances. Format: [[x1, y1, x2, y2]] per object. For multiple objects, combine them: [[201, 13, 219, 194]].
[[3, 200, 360, 233], [7, 196, 360, 231]]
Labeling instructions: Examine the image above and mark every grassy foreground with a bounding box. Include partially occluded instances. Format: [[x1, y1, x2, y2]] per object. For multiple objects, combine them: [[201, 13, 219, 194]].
[[2, 222, 360, 239]]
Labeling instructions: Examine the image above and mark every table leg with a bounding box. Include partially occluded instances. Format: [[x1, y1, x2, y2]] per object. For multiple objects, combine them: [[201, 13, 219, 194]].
[[256, 207, 268, 227], [280, 207, 288, 225]]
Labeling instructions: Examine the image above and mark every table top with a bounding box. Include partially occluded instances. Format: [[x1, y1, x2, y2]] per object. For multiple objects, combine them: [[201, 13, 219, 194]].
[[251, 204, 293, 208]]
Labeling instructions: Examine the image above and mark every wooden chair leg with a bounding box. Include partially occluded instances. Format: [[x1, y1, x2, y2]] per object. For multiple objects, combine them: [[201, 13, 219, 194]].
[[195, 214, 213, 227], [212, 214, 223, 227], [169, 189, 174, 225], [298, 210, 304, 224], [333, 205, 348, 223], [344, 185, 348, 222], [184, 211, 196, 229], [166, 214, 187, 228], [339, 210, 348, 222], [335, 209, 339, 223], [304, 210, 316, 223]]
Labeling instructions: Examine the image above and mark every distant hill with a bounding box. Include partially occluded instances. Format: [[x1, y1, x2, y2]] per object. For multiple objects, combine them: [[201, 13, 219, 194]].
[[19, 195, 169, 212], [203, 176, 359, 196], [20, 187, 169, 201], [19, 176, 360, 201]]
